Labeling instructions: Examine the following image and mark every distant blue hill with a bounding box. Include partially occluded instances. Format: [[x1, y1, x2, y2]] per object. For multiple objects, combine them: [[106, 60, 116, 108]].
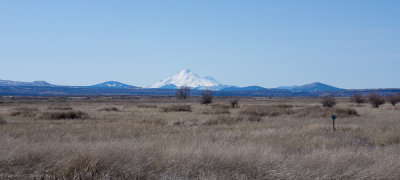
[[157, 84, 178, 89], [220, 86, 267, 91], [276, 82, 342, 92], [90, 81, 134, 88]]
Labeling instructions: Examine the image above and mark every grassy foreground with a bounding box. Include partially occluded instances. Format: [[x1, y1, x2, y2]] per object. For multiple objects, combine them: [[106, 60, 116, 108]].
[[0, 96, 399, 179]]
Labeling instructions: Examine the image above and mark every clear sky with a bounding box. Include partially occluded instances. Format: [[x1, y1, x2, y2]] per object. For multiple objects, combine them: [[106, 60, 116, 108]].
[[1, 0, 399, 89]]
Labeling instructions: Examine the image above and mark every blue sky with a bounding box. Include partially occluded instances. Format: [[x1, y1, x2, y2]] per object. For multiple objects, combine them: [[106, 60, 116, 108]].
[[0, 0, 399, 89]]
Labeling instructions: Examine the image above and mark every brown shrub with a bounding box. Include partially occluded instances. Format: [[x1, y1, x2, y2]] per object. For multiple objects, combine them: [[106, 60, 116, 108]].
[[334, 107, 360, 117], [201, 108, 230, 115], [350, 93, 366, 104], [203, 115, 243, 125], [159, 105, 192, 112], [175, 86, 190, 100], [9, 107, 40, 117], [137, 104, 158, 108], [321, 95, 336, 108], [97, 107, 120, 112], [141, 118, 167, 125], [369, 93, 386, 108], [210, 103, 231, 109], [0, 116, 6, 125], [275, 104, 294, 108], [39, 111, 89, 120], [201, 90, 213, 105], [48, 106, 73, 111], [294, 105, 331, 118], [229, 97, 239, 108], [294, 106, 359, 118], [246, 115, 262, 122], [386, 94, 400, 106], [239, 105, 294, 117]]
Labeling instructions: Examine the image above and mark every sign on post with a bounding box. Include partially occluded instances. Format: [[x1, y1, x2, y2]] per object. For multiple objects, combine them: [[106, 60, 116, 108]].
[[331, 114, 336, 131]]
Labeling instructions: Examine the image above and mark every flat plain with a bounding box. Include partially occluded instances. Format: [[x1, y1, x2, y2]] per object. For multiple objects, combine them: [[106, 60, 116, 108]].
[[0, 96, 399, 179]]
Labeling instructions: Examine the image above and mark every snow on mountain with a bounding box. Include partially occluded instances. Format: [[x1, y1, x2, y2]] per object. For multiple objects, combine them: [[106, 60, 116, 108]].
[[91, 81, 134, 88], [0, 79, 56, 87], [150, 69, 226, 90]]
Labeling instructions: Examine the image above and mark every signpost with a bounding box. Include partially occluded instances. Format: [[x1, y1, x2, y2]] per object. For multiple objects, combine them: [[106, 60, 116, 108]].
[[331, 114, 336, 131]]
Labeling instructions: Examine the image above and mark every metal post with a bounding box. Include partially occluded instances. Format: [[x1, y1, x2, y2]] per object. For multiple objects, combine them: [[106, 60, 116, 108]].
[[333, 118, 335, 131]]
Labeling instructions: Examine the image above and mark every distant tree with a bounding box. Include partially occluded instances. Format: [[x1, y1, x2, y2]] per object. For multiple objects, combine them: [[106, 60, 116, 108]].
[[229, 96, 239, 108], [350, 93, 366, 104], [175, 86, 190, 100], [369, 93, 386, 108], [201, 90, 213, 105], [386, 94, 400, 106], [321, 95, 336, 108]]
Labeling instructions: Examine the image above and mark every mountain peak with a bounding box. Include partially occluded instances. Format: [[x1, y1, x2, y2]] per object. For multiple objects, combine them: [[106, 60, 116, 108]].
[[150, 70, 225, 89], [276, 82, 342, 92], [0, 79, 56, 87], [179, 69, 192, 74], [91, 81, 133, 88], [295, 82, 342, 92]]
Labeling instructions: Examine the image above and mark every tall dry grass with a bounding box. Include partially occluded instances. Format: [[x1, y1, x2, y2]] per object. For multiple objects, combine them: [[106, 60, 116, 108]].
[[0, 96, 399, 179]]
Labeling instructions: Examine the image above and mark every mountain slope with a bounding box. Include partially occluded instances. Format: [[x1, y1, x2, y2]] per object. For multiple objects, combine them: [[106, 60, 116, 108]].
[[292, 82, 342, 92], [150, 69, 225, 89], [220, 86, 267, 91], [0, 79, 56, 87], [90, 81, 134, 88]]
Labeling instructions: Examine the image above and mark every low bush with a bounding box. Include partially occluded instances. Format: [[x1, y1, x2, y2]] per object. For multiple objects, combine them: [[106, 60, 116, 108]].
[[386, 94, 400, 106], [210, 103, 231, 109], [294, 106, 359, 118], [201, 108, 230, 114], [48, 106, 73, 111], [140, 118, 167, 125], [201, 90, 213, 105], [294, 105, 331, 118], [321, 95, 336, 108], [229, 97, 239, 108], [334, 107, 360, 117], [159, 105, 192, 112], [9, 107, 40, 117], [239, 105, 294, 117], [97, 107, 120, 112], [203, 115, 243, 125], [0, 117, 6, 125], [137, 104, 158, 108], [39, 111, 89, 120], [350, 93, 366, 104], [275, 104, 294, 108], [369, 93, 385, 108]]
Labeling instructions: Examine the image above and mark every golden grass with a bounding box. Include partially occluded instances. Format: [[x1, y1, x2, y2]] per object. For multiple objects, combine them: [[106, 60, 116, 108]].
[[0, 97, 399, 179]]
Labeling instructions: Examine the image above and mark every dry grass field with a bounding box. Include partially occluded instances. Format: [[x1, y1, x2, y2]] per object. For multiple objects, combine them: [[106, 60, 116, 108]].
[[0, 96, 400, 179]]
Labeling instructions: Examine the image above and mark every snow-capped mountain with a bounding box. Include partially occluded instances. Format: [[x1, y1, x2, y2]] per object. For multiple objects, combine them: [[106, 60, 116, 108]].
[[90, 81, 134, 88], [150, 69, 227, 90], [0, 79, 56, 87]]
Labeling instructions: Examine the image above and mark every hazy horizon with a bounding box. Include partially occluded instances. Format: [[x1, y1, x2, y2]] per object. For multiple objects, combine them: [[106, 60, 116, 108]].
[[1, 1, 399, 89]]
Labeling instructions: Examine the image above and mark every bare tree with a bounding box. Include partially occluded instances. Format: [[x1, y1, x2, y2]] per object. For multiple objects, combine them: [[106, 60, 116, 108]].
[[350, 93, 366, 104], [386, 94, 400, 106], [369, 93, 385, 108], [321, 95, 336, 108], [175, 86, 190, 100], [201, 90, 213, 105], [229, 96, 239, 108]]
